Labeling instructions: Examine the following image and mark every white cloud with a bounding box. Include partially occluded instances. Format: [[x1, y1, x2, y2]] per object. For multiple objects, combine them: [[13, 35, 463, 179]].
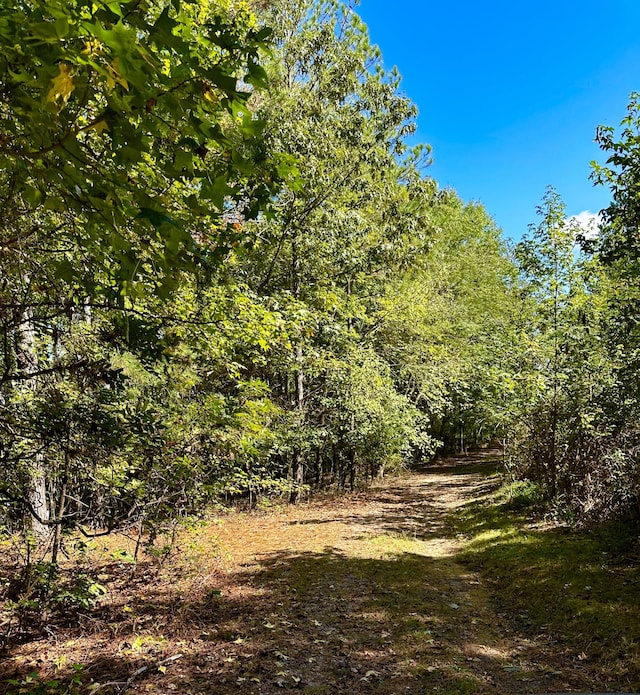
[[567, 210, 602, 239]]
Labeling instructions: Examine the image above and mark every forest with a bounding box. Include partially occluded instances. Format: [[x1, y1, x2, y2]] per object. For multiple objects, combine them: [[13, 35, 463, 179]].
[[1, 0, 640, 692]]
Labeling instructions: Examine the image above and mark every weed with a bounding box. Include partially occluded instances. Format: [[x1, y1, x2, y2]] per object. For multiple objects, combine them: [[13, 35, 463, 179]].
[[4, 561, 107, 633], [4, 665, 83, 695], [502, 479, 544, 510]]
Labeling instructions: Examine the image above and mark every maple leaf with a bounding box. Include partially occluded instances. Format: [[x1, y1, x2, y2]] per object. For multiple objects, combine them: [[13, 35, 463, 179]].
[[47, 64, 74, 104], [105, 58, 129, 91], [91, 120, 109, 135]]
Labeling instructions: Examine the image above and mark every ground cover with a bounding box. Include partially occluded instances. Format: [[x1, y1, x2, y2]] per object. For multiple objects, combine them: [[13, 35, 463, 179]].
[[1, 450, 638, 694], [456, 477, 640, 689]]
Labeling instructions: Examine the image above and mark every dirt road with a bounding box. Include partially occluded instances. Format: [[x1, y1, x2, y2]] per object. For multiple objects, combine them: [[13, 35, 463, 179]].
[[3, 451, 602, 694]]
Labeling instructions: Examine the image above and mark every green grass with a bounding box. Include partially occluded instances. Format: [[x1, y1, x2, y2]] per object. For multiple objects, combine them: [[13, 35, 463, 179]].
[[454, 481, 640, 685]]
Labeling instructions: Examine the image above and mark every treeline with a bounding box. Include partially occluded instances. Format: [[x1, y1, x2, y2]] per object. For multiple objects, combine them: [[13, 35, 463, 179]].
[[0, 0, 516, 558], [1, 0, 638, 564]]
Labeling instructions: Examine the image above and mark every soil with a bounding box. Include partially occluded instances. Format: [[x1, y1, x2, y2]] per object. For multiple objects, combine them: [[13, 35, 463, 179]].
[[0, 451, 614, 694]]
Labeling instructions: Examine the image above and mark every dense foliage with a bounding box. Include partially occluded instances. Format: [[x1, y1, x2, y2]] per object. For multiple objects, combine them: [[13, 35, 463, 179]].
[[2, 0, 639, 579], [0, 0, 519, 560]]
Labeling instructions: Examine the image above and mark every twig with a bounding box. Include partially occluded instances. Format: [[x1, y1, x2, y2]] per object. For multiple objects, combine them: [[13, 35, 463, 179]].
[[89, 653, 184, 694]]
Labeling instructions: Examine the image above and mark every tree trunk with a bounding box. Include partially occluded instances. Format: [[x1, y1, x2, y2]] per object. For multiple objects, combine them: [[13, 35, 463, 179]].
[[290, 343, 305, 502], [348, 447, 356, 491], [14, 304, 50, 537], [289, 229, 305, 503]]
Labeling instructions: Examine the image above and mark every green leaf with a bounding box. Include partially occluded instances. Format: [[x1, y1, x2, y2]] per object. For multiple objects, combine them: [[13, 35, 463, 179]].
[[103, 0, 123, 17], [254, 26, 272, 42], [240, 115, 265, 137], [30, 21, 61, 39], [204, 66, 238, 95], [201, 174, 230, 209], [153, 6, 178, 37], [245, 63, 268, 90], [54, 258, 76, 283], [22, 185, 43, 208], [136, 208, 180, 230]]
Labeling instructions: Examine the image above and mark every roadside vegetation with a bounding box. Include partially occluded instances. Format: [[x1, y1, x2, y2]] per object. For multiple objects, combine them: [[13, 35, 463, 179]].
[[457, 477, 640, 689]]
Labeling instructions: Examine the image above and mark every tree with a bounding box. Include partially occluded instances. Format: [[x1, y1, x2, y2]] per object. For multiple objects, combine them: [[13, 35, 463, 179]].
[[0, 0, 283, 298], [369, 190, 519, 455], [0, 0, 282, 542], [591, 91, 640, 273], [237, 0, 433, 496], [512, 187, 613, 509], [590, 92, 640, 396], [515, 187, 580, 496], [575, 92, 640, 522]]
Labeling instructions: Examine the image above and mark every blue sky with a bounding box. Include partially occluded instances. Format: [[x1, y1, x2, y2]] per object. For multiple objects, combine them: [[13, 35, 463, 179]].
[[356, 0, 640, 241]]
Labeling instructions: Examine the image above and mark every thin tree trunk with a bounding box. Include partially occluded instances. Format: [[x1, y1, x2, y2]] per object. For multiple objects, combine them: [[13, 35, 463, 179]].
[[290, 343, 305, 502], [51, 434, 70, 566], [289, 229, 305, 503], [348, 447, 355, 491]]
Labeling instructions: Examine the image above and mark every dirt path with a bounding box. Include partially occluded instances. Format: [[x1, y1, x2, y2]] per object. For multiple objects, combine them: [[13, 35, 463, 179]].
[[3, 451, 600, 694]]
